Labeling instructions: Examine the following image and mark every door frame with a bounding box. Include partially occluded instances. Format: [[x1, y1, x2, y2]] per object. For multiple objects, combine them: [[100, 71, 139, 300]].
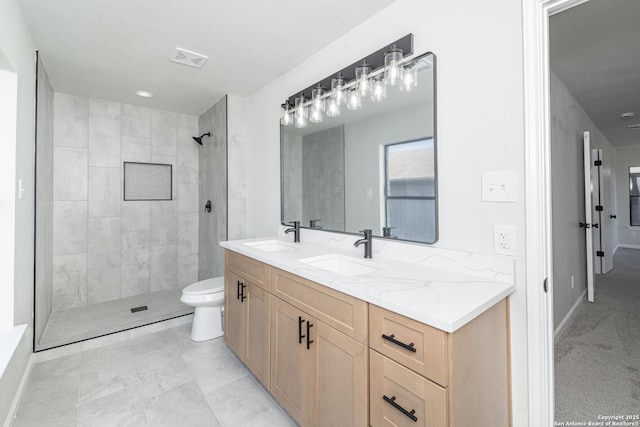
[[522, 0, 590, 425]]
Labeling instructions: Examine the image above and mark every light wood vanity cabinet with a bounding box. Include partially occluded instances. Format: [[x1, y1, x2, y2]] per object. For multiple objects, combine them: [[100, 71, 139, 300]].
[[224, 252, 270, 386], [223, 249, 510, 427]]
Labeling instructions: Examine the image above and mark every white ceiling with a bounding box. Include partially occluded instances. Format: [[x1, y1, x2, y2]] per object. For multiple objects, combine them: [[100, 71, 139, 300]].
[[19, 0, 394, 116], [550, 0, 640, 149]]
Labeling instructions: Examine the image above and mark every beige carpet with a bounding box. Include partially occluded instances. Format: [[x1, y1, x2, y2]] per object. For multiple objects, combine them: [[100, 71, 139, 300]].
[[555, 248, 640, 422]]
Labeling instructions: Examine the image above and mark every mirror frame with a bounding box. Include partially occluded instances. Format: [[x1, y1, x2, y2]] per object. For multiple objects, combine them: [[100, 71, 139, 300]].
[[280, 51, 438, 245]]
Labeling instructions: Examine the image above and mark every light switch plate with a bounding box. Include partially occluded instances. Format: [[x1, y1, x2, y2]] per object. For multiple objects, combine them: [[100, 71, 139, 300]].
[[482, 171, 516, 202]]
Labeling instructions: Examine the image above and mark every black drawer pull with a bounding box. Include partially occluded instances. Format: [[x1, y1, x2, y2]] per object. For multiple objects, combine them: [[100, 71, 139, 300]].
[[306, 321, 314, 349], [236, 280, 242, 300], [240, 283, 246, 302], [298, 316, 305, 344], [383, 395, 417, 422], [382, 334, 416, 353]]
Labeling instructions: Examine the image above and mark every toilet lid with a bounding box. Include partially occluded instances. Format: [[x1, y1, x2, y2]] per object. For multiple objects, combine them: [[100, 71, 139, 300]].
[[182, 277, 224, 295]]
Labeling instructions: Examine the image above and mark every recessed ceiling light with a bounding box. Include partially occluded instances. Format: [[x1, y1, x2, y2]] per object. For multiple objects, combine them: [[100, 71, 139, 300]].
[[627, 124, 640, 130], [621, 112, 635, 120], [135, 90, 153, 98]]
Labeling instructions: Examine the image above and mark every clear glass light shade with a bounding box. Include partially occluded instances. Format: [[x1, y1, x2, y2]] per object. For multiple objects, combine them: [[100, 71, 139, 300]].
[[346, 89, 361, 110], [294, 95, 308, 128], [310, 86, 325, 123], [384, 46, 403, 86], [399, 64, 417, 92], [331, 75, 346, 105], [326, 96, 340, 117], [371, 78, 386, 102], [355, 61, 372, 97], [280, 102, 293, 126]]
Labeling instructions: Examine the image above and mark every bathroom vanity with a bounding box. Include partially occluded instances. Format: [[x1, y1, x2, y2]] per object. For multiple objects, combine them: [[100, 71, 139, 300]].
[[221, 234, 515, 427]]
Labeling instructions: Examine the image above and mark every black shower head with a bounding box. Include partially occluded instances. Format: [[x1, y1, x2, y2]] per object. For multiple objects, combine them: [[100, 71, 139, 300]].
[[192, 132, 211, 145]]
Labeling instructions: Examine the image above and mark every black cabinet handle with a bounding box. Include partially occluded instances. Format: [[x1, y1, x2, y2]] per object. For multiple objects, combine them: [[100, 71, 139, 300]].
[[382, 334, 416, 353], [610, 214, 617, 219], [592, 223, 599, 229], [236, 280, 242, 300], [383, 395, 417, 422], [579, 222, 591, 229], [298, 316, 305, 344], [240, 282, 246, 302], [306, 321, 314, 349]]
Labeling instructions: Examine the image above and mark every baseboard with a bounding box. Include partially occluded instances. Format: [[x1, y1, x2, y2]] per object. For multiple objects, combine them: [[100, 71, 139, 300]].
[[617, 244, 640, 250], [613, 245, 619, 255], [554, 288, 587, 341], [2, 353, 34, 427]]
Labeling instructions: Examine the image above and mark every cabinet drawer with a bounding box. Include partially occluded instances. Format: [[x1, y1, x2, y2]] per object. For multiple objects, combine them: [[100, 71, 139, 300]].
[[225, 250, 269, 290], [370, 304, 448, 386], [270, 268, 368, 344], [370, 350, 447, 427]]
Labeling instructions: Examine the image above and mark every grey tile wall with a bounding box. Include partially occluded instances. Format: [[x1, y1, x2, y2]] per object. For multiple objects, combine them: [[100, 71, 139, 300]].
[[51, 92, 199, 311]]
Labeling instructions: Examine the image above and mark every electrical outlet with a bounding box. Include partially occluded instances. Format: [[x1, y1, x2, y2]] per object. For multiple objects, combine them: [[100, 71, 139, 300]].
[[494, 226, 516, 255], [571, 275, 575, 289]]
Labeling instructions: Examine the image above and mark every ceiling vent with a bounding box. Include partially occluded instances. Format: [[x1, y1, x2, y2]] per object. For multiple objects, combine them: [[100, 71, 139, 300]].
[[171, 48, 208, 69], [627, 124, 640, 130]]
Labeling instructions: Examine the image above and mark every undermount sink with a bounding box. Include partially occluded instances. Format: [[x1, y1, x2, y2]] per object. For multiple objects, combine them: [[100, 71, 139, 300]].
[[298, 254, 380, 277], [244, 239, 296, 252]]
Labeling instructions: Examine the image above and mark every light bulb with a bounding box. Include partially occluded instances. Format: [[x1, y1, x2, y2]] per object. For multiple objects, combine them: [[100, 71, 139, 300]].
[[346, 89, 361, 110], [294, 94, 308, 128], [399, 64, 417, 92], [326, 97, 340, 117], [384, 45, 403, 86], [371, 77, 386, 102], [355, 60, 372, 97], [280, 101, 293, 126], [331, 73, 346, 105]]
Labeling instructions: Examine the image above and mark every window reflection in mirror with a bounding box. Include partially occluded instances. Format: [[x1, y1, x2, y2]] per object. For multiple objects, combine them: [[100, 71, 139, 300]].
[[281, 52, 436, 244]]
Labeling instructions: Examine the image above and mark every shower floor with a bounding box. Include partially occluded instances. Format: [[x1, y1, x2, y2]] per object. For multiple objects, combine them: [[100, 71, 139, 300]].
[[38, 289, 194, 351]]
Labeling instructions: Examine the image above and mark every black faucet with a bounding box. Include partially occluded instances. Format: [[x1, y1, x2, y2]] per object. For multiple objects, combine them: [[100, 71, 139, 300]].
[[285, 221, 301, 242], [354, 229, 373, 258]]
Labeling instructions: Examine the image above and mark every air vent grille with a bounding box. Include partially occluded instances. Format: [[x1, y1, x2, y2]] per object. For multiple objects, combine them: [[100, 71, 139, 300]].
[[171, 48, 208, 69]]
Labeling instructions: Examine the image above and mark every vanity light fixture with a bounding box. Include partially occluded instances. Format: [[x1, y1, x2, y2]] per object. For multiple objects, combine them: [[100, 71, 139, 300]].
[[384, 44, 404, 86], [399, 63, 417, 92], [294, 94, 308, 128], [280, 100, 293, 126], [279, 34, 413, 126]]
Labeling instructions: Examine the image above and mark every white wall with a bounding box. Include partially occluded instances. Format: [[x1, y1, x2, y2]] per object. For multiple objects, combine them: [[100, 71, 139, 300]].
[[549, 71, 618, 331], [0, 0, 36, 421], [245, 0, 527, 423], [615, 147, 640, 247]]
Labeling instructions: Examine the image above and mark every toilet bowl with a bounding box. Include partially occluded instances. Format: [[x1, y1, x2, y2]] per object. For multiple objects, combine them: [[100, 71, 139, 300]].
[[180, 276, 225, 341]]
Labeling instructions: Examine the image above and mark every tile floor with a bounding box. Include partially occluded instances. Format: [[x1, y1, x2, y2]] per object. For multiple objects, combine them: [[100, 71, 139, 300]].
[[39, 289, 193, 350], [14, 323, 297, 427]]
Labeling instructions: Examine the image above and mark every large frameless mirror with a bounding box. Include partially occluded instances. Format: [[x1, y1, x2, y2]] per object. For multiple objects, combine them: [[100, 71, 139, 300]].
[[281, 51, 437, 243]]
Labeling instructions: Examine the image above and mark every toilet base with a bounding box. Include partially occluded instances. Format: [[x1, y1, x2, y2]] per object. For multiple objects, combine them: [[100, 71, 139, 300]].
[[191, 306, 224, 341]]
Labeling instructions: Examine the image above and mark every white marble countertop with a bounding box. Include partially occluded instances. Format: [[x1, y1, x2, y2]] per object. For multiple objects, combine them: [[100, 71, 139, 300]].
[[220, 234, 515, 333]]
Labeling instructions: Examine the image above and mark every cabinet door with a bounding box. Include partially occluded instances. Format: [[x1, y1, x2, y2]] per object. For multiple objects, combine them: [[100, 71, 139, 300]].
[[224, 270, 244, 356], [244, 283, 270, 386], [308, 320, 368, 427], [270, 296, 308, 425]]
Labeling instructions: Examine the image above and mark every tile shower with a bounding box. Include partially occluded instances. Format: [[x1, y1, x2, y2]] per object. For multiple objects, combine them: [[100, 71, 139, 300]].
[[34, 58, 246, 351]]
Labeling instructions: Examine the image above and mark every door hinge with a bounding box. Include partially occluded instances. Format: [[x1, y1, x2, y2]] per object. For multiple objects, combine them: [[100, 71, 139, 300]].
[[543, 278, 548, 293], [595, 205, 603, 211], [597, 251, 604, 257], [594, 160, 602, 166]]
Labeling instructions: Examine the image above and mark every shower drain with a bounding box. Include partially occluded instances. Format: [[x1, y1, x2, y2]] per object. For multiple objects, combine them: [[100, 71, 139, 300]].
[[130, 305, 148, 313]]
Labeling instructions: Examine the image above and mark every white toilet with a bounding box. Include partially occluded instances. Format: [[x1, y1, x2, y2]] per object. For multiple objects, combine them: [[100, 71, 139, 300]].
[[180, 276, 225, 341]]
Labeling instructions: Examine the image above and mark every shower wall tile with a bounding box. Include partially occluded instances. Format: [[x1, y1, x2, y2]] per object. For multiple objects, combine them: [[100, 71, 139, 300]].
[[150, 245, 177, 291], [177, 255, 198, 287], [121, 230, 151, 272], [177, 128, 199, 170], [88, 167, 121, 217], [122, 202, 150, 232], [89, 99, 121, 120], [178, 171, 199, 214], [122, 105, 151, 138], [122, 136, 151, 163], [121, 278, 150, 298], [151, 110, 177, 156], [88, 266, 121, 304], [88, 217, 121, 269], [178, 114, 198, 131], [53, 201, 88, 256], [54, 93, 88, 148], [177, 214, 198, 257], [54, 147, 88, 201], [53, 253, 88, 311], [150, 201, 177, 246], [89, 116, 121, 167]]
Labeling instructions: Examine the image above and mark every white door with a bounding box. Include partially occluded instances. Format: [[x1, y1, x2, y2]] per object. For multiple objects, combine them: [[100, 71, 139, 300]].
[[583, 131, 595, 302]]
